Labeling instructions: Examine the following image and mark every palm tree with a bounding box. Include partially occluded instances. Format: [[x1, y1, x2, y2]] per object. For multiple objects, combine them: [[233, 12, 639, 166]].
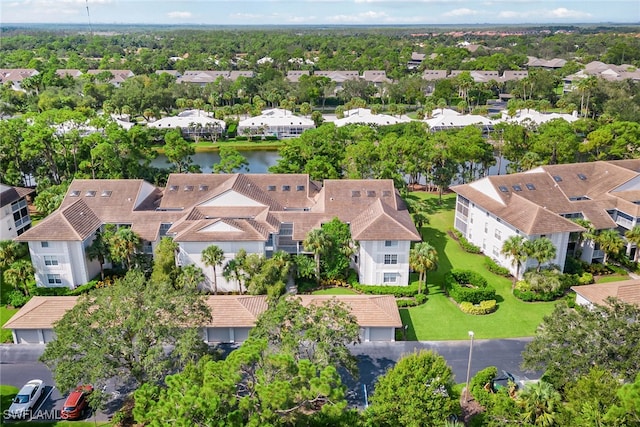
[[625, 226, 640, 262], [574, 218, 596, 249], [517, 381, 562, 427], [223, 258, 243, 294], [86, 231, 110, 280], [176, 264, 205, 290], [202, 245, 225, 294], [303, 228, 331, 286], [0, 241, 24, 270], [576, 76, 598, 118], [409, 242, 439, 294], [3, 259, 34, 296], [596, 229, 625, 265], [525, 237, 557, 273], [501, 235, 528, 287], [108, 227, 140, 270]]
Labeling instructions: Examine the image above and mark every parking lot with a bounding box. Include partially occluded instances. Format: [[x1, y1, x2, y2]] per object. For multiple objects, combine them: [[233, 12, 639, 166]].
[[1, 361, 110, 423]]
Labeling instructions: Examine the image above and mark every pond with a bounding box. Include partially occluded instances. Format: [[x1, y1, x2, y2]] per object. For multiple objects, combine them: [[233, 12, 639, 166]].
[[151, 150, 281, 173]]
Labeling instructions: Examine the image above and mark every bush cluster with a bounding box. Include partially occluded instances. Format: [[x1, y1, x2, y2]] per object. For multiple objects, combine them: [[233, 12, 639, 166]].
[[513, 283, 558, 302], [450, 229, 482, 254], [470, 366, 498, 407], [6, 290, 30, 308], [484, 257, 511, 277], [460, 300, 497, 315], [444, 269, 496, 304], [396, 293, 428, 307], [353, 283, 420, 297]]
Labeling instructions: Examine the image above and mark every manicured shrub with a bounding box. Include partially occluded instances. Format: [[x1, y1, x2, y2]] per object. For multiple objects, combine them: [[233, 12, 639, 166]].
[[444, 269, 496, 304], [577, 272, 594, 285], [396, 294, 428, 308], [470, 366, 498, 407], [353, 283, 420, 298], [6, 290, 30, 308], [449, 229, 482, 254], [459, 300, 497, 315], [484, 257, 511, 277]]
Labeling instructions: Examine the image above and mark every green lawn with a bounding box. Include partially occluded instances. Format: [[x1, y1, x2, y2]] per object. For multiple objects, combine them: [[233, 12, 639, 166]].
[[595, 274, 630, 283], [0, 307, 18, 343], [312, 287, 358, 295], [401, 192, 557, 341]]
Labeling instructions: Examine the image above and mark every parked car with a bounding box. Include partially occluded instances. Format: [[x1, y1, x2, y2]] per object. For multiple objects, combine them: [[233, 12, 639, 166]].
[[6, 379, 45, 419], [492, 371, 518, 393], [61, 385, 94, 420]]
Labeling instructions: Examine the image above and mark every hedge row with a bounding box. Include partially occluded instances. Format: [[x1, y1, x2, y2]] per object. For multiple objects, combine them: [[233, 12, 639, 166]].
[[460, 300, 497, 315], [353, 283, 420, 298], [444, 269, 496, 304], [396, 293, 428, 307], [484, 257, 511, 277], [450, 229, 482, 254], [513, 287, 559, 302]]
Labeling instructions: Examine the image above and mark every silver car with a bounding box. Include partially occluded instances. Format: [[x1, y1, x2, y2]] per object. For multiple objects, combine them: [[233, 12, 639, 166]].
[[6, 379, 45, 419]]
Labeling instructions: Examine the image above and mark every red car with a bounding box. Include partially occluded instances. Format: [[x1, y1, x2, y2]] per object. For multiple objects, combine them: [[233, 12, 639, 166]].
[[61, 385, 93, 420]]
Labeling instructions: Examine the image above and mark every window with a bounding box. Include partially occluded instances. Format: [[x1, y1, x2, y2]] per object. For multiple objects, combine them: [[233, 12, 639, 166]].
[[267, 185, 276, 191], [282, 185, 291, 191], [351, 190, 361, 197], [492, 246, 499, 257], [577, 173, 587, 181], [70, 190, 80, 197], [512, 185, 522, 192], [296, 185, 305, 191], [383, 273, 398, 284], [384, 254, 398, 264], [382, 190, 392, 197], [101, 190, 112, 197], [484, 222, 488, 233], [184, 185, 194, 192], [384, 240, 398, 247], [159, 223, 172, 237], [553, 175, 563, 182], [199, 185, 209, 191], [169, 185, 179, 191], [47, 274, 62, 284], [44, 256, 58, 266], [367, 190, 376, 197], [498, 185, 508, 193], [85, 190, 96, 197], [494, 229, 502, 240], [41, 241, 49, 248], [526, 183, 536, 190]]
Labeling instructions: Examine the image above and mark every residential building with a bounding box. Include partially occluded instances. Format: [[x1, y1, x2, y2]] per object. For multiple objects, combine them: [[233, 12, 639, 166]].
[[1, 184, 34, 239], [286, 70, 310, 83], [572, 280, 640, 309], [333, 108, 411, 127], [424, 108, 495, 133], [407, 52, 426, 70], [86, 69, 134, 86], [16, 174, 420, 290], [237, 108, 315, 139], [0, 69, 39, 90], [451, 160, 640, 277], [147, 109, 226, 139], [4, 294, 402, 344]]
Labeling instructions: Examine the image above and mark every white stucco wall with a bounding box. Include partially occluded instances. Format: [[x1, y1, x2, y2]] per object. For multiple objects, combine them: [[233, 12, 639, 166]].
[[178, 240, 265, 292], [357, 240, 411, 286], [1, 209, 17, 239]]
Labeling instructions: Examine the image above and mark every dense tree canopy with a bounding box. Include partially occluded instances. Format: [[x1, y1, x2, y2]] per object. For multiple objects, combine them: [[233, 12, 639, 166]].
[[40, 270, 211, 407]]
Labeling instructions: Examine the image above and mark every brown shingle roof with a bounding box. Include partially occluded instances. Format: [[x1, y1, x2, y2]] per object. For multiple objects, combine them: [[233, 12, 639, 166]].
[[16, 199, 102, 241], [453, 160, 640, 235], [0, 184, 34, 208], [350, 199, 421, 241], [3, 296, 78, 329], [5, 295, 401, 330], [572, 280, 640, 306]]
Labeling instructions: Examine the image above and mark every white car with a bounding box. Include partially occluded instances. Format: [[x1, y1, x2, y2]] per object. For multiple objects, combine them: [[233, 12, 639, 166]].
[[6, 379, 45, 419]]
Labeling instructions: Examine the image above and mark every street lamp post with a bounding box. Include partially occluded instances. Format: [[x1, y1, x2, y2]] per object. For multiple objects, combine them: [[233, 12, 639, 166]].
[[465, 330, 475, 401]]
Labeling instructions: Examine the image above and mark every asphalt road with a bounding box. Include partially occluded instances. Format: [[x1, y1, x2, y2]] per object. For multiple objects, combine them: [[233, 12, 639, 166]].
[[1, 339, 538, 416]]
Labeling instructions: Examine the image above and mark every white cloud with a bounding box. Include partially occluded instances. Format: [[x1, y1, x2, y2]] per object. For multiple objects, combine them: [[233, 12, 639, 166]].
[[229, 13, 264, 19], [328, 10, 388, 22], [167, 11, 192, 19], [443, 8, 479, 17], [287, 15, 317, 23], [498, 7, 592, 20], [550, 7, 592, 19]]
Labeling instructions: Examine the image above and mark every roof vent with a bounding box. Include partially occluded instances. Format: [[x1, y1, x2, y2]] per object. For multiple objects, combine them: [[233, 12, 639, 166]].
[[367, 190, 376, 197], [199, 185, 209, 191], [296, 185, 305, 191], [101, 190, 112, 197], [553, 175, 562, 182], [526, 183, 536, 190], [85, 190, 96, 197], [512, 185, 522, 192], [184, 185, 194, 192], [267, 185, 276, 191], [577, 173, 587, 180], [282, 185, 291, 191], [498, 186, 508, 193], [70, 190, 80, 197], [169, 185, 179, 191]]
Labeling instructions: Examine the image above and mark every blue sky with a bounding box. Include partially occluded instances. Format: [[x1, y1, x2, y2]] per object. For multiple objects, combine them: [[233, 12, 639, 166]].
[[1, 0, 638, 25]]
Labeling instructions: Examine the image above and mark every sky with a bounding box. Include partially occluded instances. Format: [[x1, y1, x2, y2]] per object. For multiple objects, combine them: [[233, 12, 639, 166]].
[[1, 0, 638, 26]]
